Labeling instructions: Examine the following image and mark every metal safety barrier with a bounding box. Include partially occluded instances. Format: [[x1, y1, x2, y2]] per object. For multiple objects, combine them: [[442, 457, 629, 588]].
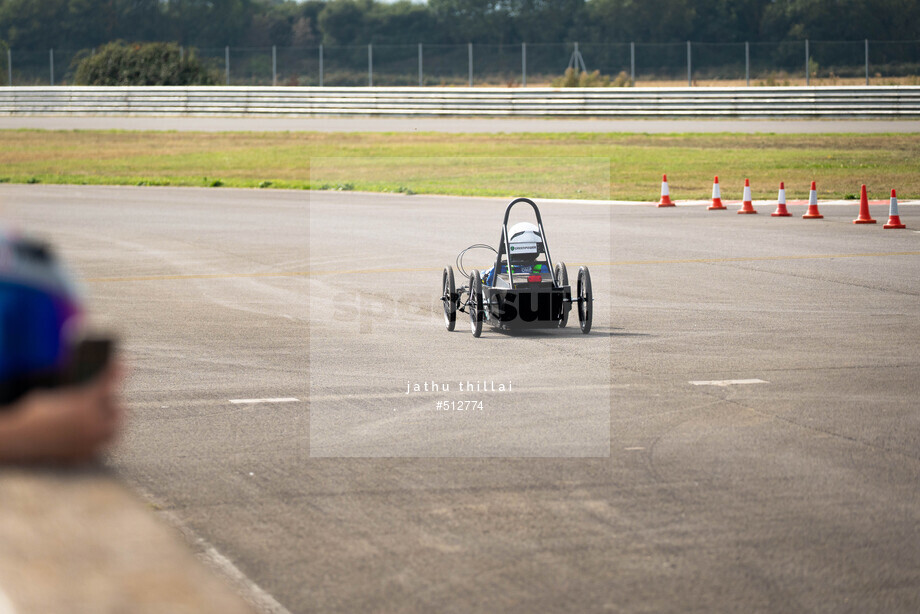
[[1, 86, 919, 118]]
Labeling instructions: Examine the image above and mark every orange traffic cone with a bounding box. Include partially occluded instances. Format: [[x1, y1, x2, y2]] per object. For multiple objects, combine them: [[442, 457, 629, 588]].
[[708, 176, 726, 210], [853, 184, 877, 224], [883, 189, 906, 229], [803, 181, 823, 219], [771, 182, 791, 217], [737, 178, 757, 214], [658, 174, 674, 207]]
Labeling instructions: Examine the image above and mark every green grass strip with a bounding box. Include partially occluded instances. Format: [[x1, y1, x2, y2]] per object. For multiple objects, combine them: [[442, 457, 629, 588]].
[[1, 129, 917, 201]]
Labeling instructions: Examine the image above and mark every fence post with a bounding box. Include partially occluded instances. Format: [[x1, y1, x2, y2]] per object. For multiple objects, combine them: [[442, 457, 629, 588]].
[[865, 39, 869, 85], [468, 42, 473, 87], [272, 45, 277, 86], [7, 48, 11, 87], [179, 46, 184, 61], [630, 42, 635, 84], [418, 43, 423, 86], [745, 41, 750, 86], [805, 39, 809, 86], [319, 44, 323, 86], [225, 45, 230, 85], [522, 42, 526, 87], [686, 41, 691, 86], [49, 48, 54, 86], [368, 44, 373, 87]]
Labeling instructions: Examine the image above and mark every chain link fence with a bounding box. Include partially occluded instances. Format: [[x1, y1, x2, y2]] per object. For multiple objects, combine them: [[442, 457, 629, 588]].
[[4, 40, 919, 87]]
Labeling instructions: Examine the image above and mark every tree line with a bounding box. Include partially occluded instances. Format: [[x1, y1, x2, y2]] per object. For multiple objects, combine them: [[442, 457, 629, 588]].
[[0, 0, 917, 52]]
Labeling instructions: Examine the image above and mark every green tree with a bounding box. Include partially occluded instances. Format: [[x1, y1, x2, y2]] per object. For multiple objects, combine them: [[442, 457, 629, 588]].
[[585, 0, 697, 42], [0, 0, 917, 60], [760, 0, 919, 41], [73, 41, 219, 85], [0, 0, 70, 49], [508, 0, 587, 43], [318, 0, 370, 45], [0, 0, 164, 50], [688, 0, 772, 42], [429, 0, 514, 43], [365, 1, 434, 44], [163, 0, 255, 47]]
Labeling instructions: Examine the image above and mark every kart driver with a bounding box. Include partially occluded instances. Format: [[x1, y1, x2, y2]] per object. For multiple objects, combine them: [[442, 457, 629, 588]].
[[483, 222, 548, 285]]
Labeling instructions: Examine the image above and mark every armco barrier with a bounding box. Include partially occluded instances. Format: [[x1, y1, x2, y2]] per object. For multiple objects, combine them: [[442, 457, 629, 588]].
[[1, 86, 919, 118]]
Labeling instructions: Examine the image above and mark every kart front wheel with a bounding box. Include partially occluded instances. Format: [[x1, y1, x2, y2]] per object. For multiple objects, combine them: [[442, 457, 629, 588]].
[[554, 261, 569, 328], [577, 266, 592, 334], [442, 266, 456, 331], [469, 270, 483, 338]]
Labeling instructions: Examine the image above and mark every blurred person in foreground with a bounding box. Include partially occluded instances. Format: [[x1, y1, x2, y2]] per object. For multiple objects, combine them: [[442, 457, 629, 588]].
[[0, 228, 124, 465]]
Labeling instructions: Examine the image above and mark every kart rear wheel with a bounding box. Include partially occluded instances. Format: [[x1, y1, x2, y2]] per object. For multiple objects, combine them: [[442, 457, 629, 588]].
[[577, 266, 592, 334], [442, 266, 456, 331], [554, 262, 569, 328], [469, 270, 483, 338]]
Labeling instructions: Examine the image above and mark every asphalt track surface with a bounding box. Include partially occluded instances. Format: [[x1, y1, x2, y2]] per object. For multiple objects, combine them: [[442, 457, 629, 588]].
[[2, 115, 920, 133], [3, 184, 920, 613]]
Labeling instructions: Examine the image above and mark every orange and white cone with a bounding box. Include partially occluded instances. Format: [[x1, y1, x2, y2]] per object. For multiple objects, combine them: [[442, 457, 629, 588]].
[[803, 181, 823, 219], [658, 174, 675, 207], [853, 184, 877, 224], [883, 189, 906, 229], [708, 176, 726, 210], [737, 178, 757, 214], [771, 182, 791, 217]]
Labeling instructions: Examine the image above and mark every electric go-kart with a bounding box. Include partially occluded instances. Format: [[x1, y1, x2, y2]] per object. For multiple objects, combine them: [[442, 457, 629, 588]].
[[441, 197, 593, 337]]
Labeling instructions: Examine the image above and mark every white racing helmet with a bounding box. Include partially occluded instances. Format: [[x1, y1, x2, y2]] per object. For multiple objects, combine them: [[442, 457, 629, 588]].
[[507, 222, 543, 261]]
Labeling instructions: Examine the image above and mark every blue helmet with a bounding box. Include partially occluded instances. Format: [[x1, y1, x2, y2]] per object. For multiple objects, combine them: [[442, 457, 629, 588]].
[[0, 229, 84, 405]]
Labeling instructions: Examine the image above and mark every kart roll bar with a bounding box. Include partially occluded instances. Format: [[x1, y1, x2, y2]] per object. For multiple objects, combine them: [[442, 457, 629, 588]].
[[492, 197, 557, 290]]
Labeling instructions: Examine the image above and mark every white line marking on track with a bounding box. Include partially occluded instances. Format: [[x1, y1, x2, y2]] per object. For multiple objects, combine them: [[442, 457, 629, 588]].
[[200, 542, 292, 614], [229, 397, 300, 404], [689, 379, 768, 387], [138, 492, 294, 614], [624, 447, 645, 451]]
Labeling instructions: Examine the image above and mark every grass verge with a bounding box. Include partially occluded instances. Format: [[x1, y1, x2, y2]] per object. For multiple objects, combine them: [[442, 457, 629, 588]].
[[0, 129, 918, 201]]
